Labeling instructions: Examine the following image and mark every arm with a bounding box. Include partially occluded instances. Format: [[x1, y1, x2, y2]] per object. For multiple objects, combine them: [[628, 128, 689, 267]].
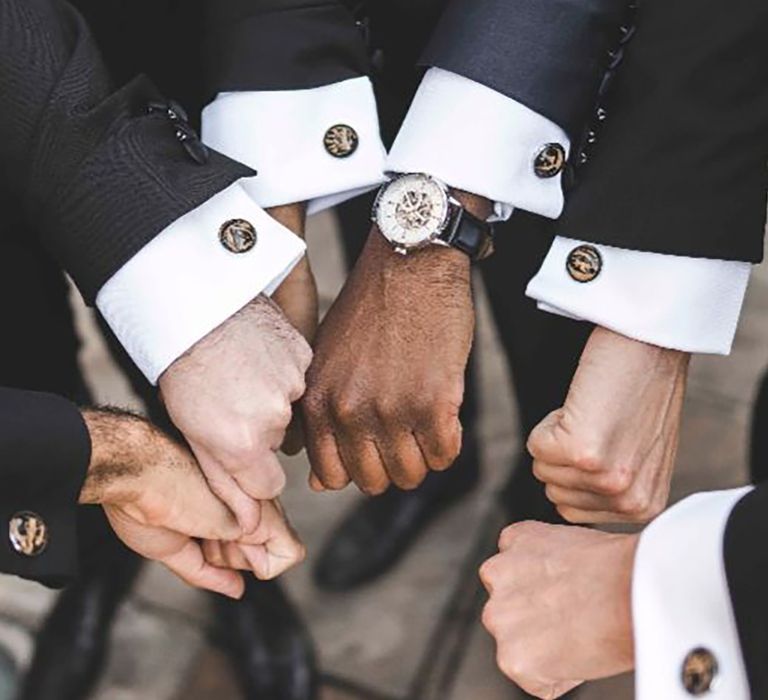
[[526, 0, 768, 523], [0, 390, 304, 593], [0, 0, 312, 529], [479, 486, 764, 699]]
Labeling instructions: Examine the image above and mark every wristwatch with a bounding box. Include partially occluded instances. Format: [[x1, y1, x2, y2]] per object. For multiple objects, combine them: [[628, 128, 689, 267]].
[[372, 173, 495, 261]]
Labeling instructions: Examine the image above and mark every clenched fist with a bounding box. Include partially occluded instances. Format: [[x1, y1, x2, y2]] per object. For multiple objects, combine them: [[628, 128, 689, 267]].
[[480, 521, 637, 698], [159, 295, 312, 532], [301, 228, 473, 495], [528, 326, 690, 524]]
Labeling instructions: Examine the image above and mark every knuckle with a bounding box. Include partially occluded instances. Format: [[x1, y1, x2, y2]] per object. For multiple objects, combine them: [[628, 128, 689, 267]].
[[479, 559, 497, 590], [360, 477, 390, 497], [481, 602, 498, 635], [616, 489, 650, 517], [497, 649, 523, 682], [570, 443, 604, 473], [597, 467, 634, 496], [332, 395, 365, 425]]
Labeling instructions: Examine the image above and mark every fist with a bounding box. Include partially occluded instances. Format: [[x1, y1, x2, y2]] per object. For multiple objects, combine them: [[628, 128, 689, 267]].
[[528, 327, 689, 524], [480, 521, 637, 698], [302, 230, 473, 495]]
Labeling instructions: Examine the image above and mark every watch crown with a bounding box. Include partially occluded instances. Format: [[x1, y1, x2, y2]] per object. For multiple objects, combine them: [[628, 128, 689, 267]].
[[394, 246, 408, 256]]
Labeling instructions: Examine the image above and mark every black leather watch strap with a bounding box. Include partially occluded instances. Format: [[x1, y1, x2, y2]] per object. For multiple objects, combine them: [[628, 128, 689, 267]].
[[439, 204, 495, 261]]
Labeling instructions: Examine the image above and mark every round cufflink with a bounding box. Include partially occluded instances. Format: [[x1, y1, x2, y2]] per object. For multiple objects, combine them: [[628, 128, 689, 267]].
[[534, 143, 567, 178], [219, 219, 257, 254], [324, 124, 359, 158], [9, 511, 49, 557], [566, 245, 603, 283], [682, 648, 719, 696]]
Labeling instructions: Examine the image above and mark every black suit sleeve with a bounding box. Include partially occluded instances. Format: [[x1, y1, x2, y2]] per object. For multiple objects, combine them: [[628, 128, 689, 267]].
[[558, 0, 768, 262], [0, 0, 254, 302], [0, 388, 91, 586], [724, 486, 768, 698], [419, 0, 633, 139], [200, 0, 371, 97]]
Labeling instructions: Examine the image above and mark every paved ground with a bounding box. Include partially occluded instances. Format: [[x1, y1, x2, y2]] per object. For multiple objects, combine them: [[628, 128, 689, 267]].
[[1, 210, 766, 700]]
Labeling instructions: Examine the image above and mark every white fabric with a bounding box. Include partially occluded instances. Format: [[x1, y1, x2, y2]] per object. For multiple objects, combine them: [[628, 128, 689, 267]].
[[633, 487, 753, 700], [387, 67, 571, 222], [97, 179, 306, 384], [527, 237, 751, 354], [202, 77, 387, 214]]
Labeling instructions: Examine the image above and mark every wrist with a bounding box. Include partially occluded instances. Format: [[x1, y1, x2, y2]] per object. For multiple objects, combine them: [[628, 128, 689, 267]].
[[449, 188, 494, 221], [614, 533, 640, 665], [368, 225, 471, 282], [266, 202, 308, 239], [78, 409, 151, 506]]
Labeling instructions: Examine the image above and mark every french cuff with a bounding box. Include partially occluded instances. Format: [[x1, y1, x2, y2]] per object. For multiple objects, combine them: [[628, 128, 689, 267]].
[[386, 67, 570, 222], [96, 179, 306, 384], [526, 237, 751, 354], [201, 77, 387, 215], [633, 488, 753, 700]]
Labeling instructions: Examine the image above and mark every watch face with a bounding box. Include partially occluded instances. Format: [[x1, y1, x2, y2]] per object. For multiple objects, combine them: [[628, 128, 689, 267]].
[[375, 174, 450, 249]]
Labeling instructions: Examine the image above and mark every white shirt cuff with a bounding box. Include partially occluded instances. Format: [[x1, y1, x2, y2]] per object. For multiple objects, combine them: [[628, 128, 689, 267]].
[[526, 237, 751, 355], [201, 77, 387, 215], [633, 488, 753, 700], [96, 179, 306, 384], [386, 68, 570, 222]]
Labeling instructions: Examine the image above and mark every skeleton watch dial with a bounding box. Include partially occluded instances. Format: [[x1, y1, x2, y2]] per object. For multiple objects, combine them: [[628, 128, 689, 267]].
[[374, 174, 450, 250]]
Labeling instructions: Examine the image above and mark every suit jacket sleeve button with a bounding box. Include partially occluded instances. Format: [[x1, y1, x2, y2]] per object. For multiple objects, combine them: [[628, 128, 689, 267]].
[[682, 648, 719, 695], [324, 124, 359, 158], [9, 511, 49, 556], [534, 143, 566, 178], [219, 219, 258, 254], [566, 245, 602, 282]]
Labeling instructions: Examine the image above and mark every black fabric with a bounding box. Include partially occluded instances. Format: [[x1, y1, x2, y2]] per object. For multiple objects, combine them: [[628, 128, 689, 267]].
[[0, 0, 254, 302], [0, 387, 91, 584], [559, 0, 768, 262], [421, 0, 631, 139], [724, 486, 768, 698]]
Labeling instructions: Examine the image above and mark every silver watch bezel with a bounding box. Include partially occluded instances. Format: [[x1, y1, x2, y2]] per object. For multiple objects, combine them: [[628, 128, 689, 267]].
[[372, 173, 454, 255]]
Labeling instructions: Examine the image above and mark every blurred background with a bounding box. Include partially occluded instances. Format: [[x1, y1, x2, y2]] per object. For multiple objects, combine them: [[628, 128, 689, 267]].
[[0, 210, 764, 700]]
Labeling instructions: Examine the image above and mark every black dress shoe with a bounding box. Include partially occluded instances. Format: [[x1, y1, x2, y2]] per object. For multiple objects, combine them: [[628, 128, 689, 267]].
[[212, 579, 318, 700], [17, 540, 141, 700], [313, 437, 480, 592]]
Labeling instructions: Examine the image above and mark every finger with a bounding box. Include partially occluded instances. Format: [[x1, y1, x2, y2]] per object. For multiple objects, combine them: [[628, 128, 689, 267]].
[[377, 431, 429, 491], [533, 461, 599, 492], [309, 472, 327, 492], [544, 484, 613, 512], [336, 432, 390, 495], [554, 505, 633, 525], [304, 426, 351, 491], [161, 537, 245, 599], [414, 415, 462, 472], [191, 445, 266, 534], [231, 449, 288, 502], [239, 501, 306, 579]]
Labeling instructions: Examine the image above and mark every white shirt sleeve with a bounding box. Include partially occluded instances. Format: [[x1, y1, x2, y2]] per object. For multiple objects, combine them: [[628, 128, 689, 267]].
[[96, 178, 306, 384], [202, 77, 387, 215], [386, 67, 571, 222], [526, 237, 751, 355], [633, 487, 753, 700]]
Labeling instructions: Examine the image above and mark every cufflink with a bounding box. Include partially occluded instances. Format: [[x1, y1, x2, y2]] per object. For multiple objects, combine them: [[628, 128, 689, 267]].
[[324, 124, 359, 158], [682, 648, 719, 695], [566, 245, 602, 283], [534, 143, 567, 178], [9, 511, 49, 557], [219, 219, 257, 254]]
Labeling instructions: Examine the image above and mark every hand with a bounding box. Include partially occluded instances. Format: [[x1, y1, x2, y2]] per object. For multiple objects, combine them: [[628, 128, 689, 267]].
[[301, 225, 474, 495], [480, 521, 637, 698], [528, 326, 689, 524], [158, 295, 312, 531], [79, 410, 306, 595], [268, 203, 319, 454]]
